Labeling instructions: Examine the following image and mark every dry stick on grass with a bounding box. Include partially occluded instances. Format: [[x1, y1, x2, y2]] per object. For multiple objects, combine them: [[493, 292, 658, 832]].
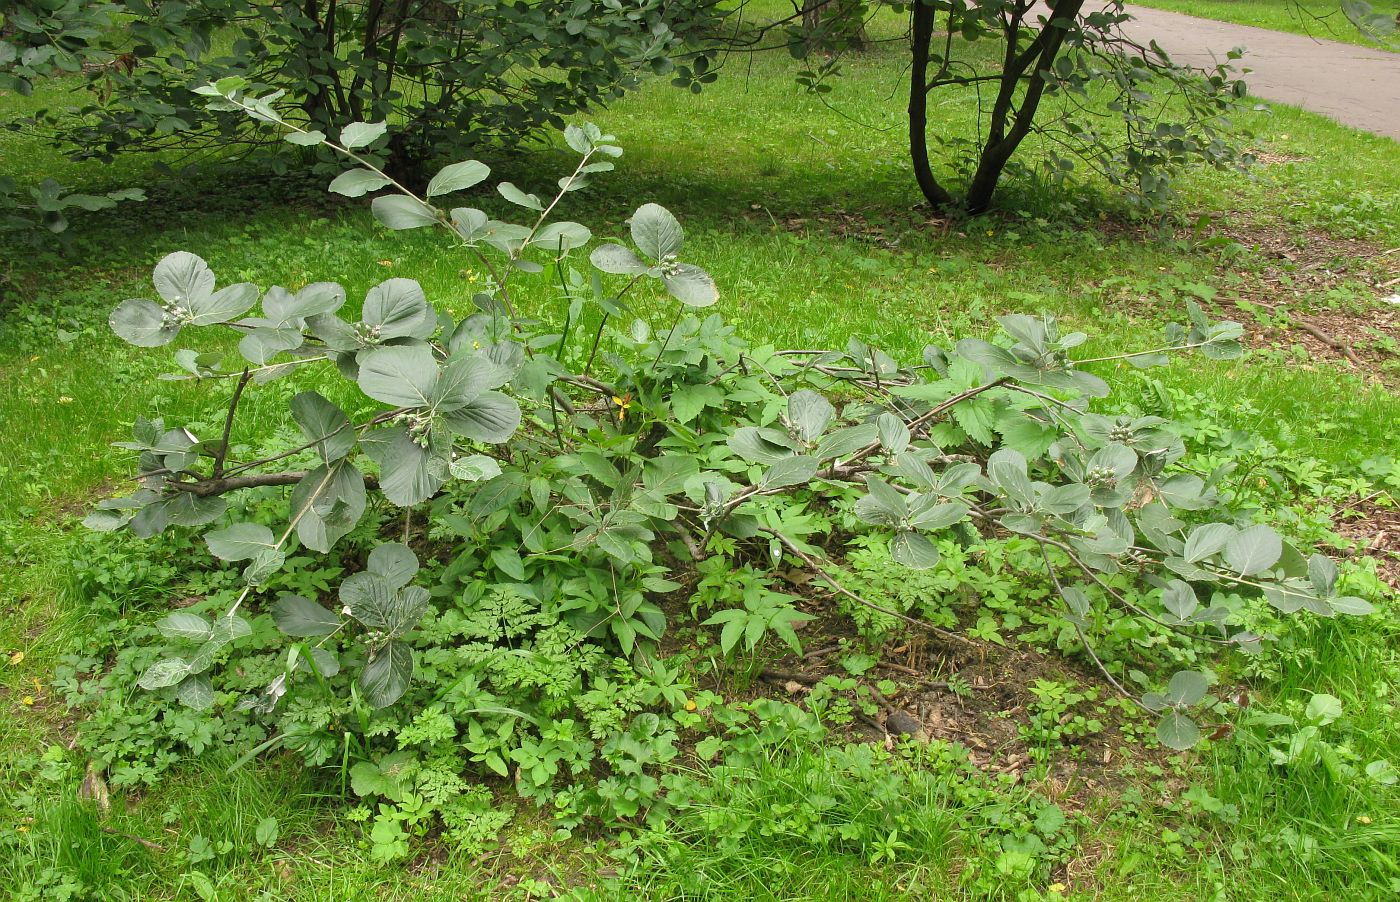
[[1242, 298, 1364, 367], [99, 826, 166, 853]]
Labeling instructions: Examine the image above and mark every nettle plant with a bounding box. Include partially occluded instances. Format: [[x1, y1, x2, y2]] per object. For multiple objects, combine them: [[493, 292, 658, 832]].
[[90, 80, 1373, 793]]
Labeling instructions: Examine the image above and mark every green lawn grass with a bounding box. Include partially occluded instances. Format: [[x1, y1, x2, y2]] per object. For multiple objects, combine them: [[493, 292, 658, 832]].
[[1128, 0, 1400, 47], [2, 5, 1399, 899]]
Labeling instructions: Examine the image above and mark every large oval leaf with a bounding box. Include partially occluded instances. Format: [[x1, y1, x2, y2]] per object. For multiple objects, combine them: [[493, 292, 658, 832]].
[[440, 390, 521, 443], [426, 160, 490, 197], [358, 346, 439, 408], [360, 640, 413, 708], [630, 203, 683, 261], [110, 298, 180, 347]]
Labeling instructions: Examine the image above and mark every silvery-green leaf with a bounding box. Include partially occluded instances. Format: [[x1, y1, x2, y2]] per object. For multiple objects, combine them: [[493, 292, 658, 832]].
[[496, 182, 543, 210], [906, 498, 967, 531], [1308, 554, 1338, 596], [727, 427, 800, 464], [426, 160, 490, 197], [479, 221, 533, 255], [306, 647, 341, 678], [210, 613, 252, 644], [111, 298, 179, 347], [987, 448, 1033, 506], [563, 123, 594, 154], [955, 338, 1016, 372], [328, 168, 393, 197], [163, 493, 228, 527], [153, 251, 215, 304], [788, 390, 834, 443], [239, 326, 303, 365], [1164, 670, 1210, 707], [186, 640, 220, 675], [877, 413, 909, 454], [482, 341, 526, 378], [372, 195, 439, 230], [762, 455, 818, 490], [272, 593, 341, 637], [188, 282, 258, 326], [362, 278, 437, 341], [533, 220, 592, 251], [205, 522, 276, 562], [663, 264, 718, 307], [243, 547, 286, 586], [938, 462, 983, 496], [1223, 523, 1282, 576], [1184, 522, 1236, 564], [630, 203, 683, 261], [291, 391, 354, 461], [291, 463, 366, 552], [83, 508, 131, 532], [368, 542, 419, 589], [285, 129, 325, 146], [450, 454, 502, 482], [1061, 585, 1091, 617], [385, 585, 430, 637], [439, 391, 521, 443], [434, 354, 512, 411], [1000, 513, 1043, 535], [1161, 580, 1198, 620], [814, 424, 878, 462], [176, 673, 214, 710], [138, 657, 191, 690], [1038, 483, 1090, 516], [340, 571, 396, 630], [891, 530, 939, 569], [360, 639, 413, 708], [450, 207, 490, 242], [1158, 474, 1211, 510], [339, 120, 386, 149], [157, 612, 212, 642], [358, 345, 439, 407], [1330, 595, 1375, 616], [855, 476, 907, 526], [1262, 582, 1309, 614], [890, 452, 937, 491], [1157, 710, 1200, 750], [360, 427, 446, 506], [590, 243, 650, 275]]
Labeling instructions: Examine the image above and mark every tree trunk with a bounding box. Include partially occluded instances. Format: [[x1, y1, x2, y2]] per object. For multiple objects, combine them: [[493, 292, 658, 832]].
[[962, 0, 1085, 213], [908, 0, 954, 210]]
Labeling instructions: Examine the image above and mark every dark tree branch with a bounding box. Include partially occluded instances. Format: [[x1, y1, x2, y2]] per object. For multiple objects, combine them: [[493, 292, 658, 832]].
[[212, 368, 253, 478], [909, 0, 955, 210]]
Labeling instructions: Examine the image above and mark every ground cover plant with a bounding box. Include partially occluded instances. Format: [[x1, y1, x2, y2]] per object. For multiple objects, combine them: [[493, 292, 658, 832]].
[[3, 3, 1400, 900]]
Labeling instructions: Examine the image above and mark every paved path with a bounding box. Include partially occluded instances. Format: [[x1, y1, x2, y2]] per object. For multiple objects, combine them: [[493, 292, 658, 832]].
[[1101, 5, 1400, 140]]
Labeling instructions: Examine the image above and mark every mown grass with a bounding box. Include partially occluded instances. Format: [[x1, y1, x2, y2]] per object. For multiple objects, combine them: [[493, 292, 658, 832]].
[[1128, 0, 1400, 46], [2, 4, 1399, 899]]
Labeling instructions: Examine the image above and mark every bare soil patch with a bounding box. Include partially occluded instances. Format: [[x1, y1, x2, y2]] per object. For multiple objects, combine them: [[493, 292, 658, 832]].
[[1333, 498, 1400, 590]]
